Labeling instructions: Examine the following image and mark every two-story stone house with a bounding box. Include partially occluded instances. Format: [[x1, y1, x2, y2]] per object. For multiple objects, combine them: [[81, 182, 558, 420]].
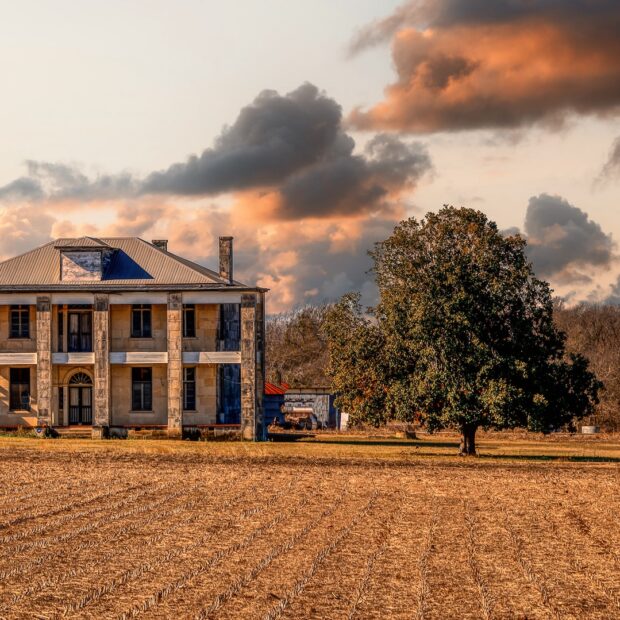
[[0, 236, 265, 439]]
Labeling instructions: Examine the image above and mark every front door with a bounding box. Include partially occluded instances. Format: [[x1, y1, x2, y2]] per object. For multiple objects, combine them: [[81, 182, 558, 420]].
[[69, 386, 92, 425]]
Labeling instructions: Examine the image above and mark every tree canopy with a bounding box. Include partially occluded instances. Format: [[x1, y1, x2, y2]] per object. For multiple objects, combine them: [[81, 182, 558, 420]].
[[323, 207, 601, 454]]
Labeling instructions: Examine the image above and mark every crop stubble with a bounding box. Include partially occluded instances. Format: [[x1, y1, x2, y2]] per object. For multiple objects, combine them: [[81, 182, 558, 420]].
[[0, 446, 618, 619]]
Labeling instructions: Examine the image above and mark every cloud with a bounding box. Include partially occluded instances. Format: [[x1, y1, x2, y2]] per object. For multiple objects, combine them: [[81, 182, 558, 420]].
[[0, 83, 424, 312], [0, 177, 45, 201], [597, 136, 620, 183], [142, 83, 344, 195], [349, 0, 620, 133], [0, 161, 138, 203], [0, 205, 54, 258], [0, 84, 431, 222], [524, 193, 615, 281]]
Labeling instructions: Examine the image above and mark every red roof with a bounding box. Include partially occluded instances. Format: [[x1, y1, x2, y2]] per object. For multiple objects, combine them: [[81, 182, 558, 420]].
[[265, 382, 288, 395]]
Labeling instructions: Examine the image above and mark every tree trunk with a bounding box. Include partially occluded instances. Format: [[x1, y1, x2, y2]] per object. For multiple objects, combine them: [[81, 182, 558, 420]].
[[459, 424, 477, 456]]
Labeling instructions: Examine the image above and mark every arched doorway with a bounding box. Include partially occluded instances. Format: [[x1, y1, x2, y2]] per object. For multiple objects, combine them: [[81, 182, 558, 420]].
[[68, 372, 92, 425]]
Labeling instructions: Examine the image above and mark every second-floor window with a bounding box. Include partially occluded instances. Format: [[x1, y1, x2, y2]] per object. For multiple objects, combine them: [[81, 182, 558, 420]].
[[131, 367, 152, 411], [183, 367, 196, 410], [68, 310, 92, 352], [9, 368, 30, 411], [10, 305, 29, 338], [131, 304, 152, 338], [183, 304, 196, 338]]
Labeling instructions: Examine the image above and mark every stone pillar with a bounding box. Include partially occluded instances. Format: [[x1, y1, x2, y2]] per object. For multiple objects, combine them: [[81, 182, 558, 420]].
[[93, 294, 110, 438], [167, 292, 183, 437], [255, 291, 265, 440], [240, 293, 265, 441], [36, 296, 52, 427]]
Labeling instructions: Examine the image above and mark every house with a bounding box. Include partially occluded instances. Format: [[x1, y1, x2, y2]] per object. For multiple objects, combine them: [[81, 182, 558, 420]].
[[0, 236, 266, 440]]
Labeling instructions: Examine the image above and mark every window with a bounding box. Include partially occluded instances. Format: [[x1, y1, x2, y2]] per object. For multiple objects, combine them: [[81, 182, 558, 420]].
[[10, 368, 30, 411], [68, 311, 92, 352], [183, 304, 196, 338], [132, 367, 152, 411], [131, 305, 152, 338], [183, 367, 196, 411], [10, 305, 29, 338], [58, 308, 64, 352]]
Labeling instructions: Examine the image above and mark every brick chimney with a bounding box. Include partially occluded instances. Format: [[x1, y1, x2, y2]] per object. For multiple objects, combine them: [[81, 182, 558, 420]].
[[152, 239, 168, 251], [219, 236, 233, 284]]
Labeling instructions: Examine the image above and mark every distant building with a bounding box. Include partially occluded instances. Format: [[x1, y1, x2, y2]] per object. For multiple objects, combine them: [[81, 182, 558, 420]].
[[0, 236, 266, 439], [264, 383, 339, 429]]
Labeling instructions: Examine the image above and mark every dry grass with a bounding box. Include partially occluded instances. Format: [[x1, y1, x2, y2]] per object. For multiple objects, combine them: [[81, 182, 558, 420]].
[[0, 435, 618, 619]]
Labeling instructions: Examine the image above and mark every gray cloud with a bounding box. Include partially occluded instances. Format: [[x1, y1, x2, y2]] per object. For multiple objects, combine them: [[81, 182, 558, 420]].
[[142, 83, 344, 196], [0, 177, 44, 201], [278, 133, 431, 219], [350, 0, 620, 53], [0, 161, 137, 203], [524, 194, 615, 279], [0, 83, 431, 221]]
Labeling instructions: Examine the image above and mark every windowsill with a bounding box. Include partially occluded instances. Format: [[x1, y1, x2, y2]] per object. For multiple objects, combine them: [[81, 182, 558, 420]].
[[9, 409, 32, 414], [8, 337, 31, 341], [183, 410, 198, 413], [183, 336, 198, 340], [129, 337, 154, 341], [130, 410, 154, 414]]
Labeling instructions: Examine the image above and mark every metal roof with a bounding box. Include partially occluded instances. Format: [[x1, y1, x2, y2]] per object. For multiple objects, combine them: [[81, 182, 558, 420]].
[[0, 237, 256, 291], [54, 237, 111, 249]]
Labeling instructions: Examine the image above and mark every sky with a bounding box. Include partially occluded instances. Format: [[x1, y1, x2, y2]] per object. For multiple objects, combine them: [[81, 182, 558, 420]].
[[1, 0, 619, 311]]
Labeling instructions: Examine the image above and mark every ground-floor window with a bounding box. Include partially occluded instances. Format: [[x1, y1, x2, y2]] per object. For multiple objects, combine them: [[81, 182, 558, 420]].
[[132, 367, 152, 411], [183, 367, 196, 410], [10, 368, 30, 411]]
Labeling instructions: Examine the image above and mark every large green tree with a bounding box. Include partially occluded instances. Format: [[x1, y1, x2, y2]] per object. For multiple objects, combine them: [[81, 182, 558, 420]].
[[324, 207, 601, 454]]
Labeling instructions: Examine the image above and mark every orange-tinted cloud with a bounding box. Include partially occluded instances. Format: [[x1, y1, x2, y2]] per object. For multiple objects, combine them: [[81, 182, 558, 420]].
[[350, 0, 620, 132]]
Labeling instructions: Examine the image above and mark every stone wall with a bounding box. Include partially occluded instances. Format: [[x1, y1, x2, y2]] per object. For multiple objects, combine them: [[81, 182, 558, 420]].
[[181, 304, 218, 352], [0, 305, 36, 352], [110, 304, 167, 352], [181, 365, 218, 426], [110, 365, 168, 426], [0, 365, 38, 426]]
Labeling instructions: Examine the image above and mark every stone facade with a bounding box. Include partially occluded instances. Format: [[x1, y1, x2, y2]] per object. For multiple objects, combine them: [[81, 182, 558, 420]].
[[110, 304, 167, 352], [0, 236, 266, 439], [181, 304, 218, 352]]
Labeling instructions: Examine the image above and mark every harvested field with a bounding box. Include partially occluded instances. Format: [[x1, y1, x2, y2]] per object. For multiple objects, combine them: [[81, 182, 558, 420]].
[[0, 436, 619, 619]]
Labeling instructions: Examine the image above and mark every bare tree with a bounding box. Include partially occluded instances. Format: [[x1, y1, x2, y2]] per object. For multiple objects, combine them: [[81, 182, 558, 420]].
[[266, 304, 332, 387], [555, 302, 620, 431]]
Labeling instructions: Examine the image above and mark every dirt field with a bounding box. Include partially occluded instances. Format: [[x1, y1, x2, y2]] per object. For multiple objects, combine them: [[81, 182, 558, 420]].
[[0, 435, 619, 619]]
